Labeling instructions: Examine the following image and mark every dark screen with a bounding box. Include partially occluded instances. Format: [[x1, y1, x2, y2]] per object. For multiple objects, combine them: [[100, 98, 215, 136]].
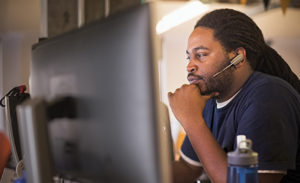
[[31, 4, 168, 183]]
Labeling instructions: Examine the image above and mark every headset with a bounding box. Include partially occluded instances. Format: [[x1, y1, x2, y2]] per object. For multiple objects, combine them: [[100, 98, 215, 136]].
[[213, 54, 244, 78]]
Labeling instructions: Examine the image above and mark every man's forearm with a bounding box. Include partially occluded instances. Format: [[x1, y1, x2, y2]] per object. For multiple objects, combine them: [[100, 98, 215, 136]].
[[168, 84, 227, 182], [184, 118, 227, 183]]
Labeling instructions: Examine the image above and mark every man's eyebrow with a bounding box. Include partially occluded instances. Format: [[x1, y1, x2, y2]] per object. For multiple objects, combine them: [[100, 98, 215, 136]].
[[186, 46, 210, 54]]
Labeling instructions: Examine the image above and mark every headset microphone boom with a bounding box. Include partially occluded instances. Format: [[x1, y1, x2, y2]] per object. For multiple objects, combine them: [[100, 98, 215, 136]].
[[213, 54, 244, 78]]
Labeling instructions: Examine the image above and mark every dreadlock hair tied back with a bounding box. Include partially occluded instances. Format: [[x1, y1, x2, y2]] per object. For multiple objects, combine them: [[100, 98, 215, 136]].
[[195, 9, 300, 93]]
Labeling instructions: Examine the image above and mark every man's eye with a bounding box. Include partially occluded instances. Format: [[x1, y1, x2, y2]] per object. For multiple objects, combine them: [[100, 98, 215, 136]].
[[196, 54, 204, 58]]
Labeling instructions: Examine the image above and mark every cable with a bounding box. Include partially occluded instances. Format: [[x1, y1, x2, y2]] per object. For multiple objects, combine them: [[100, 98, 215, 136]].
[[0, 85, 27, 107]]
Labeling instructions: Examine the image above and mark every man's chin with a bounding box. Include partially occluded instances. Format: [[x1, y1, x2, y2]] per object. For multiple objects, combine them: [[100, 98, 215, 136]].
[[200, 90, 211, 96], [200, 89, 220, 98], [196, 82, 206, 92]]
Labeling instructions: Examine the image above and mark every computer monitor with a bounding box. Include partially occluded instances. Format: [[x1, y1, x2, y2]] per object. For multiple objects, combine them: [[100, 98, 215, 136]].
[[19, 3, 172, 183]]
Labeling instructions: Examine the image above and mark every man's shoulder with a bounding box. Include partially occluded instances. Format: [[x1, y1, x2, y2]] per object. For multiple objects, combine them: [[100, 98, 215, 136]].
[[232, 72, 300, 115], [245, 72, 292, 89], [241, 71, 299, 99]]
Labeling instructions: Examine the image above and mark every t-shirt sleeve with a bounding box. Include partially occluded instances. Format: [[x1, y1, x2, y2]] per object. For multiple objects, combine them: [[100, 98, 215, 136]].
[[236, 84, 299, 171], [180, 136, 202, 167]]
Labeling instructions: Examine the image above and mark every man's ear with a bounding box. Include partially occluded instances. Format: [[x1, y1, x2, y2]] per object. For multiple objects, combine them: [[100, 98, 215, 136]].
[[234, 47, 247, 68]]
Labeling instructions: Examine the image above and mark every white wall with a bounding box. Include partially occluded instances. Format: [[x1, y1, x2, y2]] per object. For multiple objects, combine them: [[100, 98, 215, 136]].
[[0, 0, 40, 131], [253, 8, 300, 78], [161, 35, 190, 141]]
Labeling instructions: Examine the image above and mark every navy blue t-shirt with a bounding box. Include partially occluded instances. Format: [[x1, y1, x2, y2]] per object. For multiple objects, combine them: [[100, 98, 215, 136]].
[[181, 72, 300, 181]]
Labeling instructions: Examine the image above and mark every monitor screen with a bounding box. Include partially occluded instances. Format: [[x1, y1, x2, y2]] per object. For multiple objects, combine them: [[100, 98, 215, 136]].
[[28, 3, 172, 183]]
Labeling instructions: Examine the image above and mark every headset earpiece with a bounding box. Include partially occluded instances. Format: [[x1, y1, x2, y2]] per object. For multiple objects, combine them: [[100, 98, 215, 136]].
[[231, 54, 244, 66], [213, 54, 244, 78]]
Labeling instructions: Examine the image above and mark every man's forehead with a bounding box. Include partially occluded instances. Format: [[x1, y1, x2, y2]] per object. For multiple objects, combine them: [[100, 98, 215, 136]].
[[189, 27, 214, 38], [186, 27, 220, 53]]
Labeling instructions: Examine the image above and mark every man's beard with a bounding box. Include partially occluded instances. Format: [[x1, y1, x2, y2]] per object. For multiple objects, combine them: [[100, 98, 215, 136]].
[[204, 67, 234, 99], [188, 58, 234, 98]]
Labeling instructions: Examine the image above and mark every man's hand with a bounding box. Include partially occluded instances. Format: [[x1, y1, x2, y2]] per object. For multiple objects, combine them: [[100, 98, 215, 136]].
[[168, 84, 211, 129]]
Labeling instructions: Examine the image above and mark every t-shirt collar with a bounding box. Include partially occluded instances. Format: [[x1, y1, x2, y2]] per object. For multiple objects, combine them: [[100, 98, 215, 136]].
[[216, 89, 241, 109]]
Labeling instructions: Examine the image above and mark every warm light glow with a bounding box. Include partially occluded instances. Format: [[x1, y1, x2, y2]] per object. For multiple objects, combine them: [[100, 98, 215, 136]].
[[156, 1, 209, 34]]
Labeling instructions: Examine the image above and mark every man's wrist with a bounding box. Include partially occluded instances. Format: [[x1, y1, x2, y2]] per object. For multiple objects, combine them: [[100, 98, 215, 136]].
[[182, 117, 206, 135]]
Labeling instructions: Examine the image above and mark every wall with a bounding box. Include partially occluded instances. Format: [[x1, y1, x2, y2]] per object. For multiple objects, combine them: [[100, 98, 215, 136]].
[[253, 8, 300, 78], [0, 0, 40, 131]]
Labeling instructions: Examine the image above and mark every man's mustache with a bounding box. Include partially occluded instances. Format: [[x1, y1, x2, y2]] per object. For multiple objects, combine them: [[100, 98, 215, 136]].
[[187, 73, 204, 80]]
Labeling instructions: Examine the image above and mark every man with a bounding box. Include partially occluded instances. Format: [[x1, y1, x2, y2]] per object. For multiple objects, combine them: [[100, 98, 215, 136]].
[[169, 9, 300, 183]]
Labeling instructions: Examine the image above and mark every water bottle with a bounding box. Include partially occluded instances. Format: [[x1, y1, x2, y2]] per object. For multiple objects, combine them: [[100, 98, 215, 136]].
[[227, 135, 258, 183], [14, 170, 26, 183]]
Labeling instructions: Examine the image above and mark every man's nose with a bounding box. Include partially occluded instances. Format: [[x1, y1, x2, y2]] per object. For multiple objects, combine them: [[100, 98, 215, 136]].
[[187, 60, 197, 73]]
